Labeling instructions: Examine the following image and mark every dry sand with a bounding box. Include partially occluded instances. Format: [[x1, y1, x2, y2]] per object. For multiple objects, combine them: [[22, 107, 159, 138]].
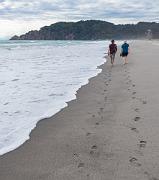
[[1, 40, 159, 180]]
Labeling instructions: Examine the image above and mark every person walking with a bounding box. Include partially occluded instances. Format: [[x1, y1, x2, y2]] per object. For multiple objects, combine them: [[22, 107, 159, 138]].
[[121, 41, 129, 64], [108, 40, 117, 66]]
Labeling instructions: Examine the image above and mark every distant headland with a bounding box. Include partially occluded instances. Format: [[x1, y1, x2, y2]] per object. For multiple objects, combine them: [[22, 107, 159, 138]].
[[10, 20, 159, 40]]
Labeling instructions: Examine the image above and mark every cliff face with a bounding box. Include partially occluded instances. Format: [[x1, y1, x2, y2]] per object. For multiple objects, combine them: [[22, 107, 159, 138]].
[[10, 20, 159, 40]]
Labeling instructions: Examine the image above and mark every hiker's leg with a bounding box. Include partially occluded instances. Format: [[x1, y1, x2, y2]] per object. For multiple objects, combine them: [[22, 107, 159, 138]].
[[112, 55, 114, 65], [123, 57, 126, 64], [113, 54, 115, 64], [111, 53, 115, 65], [125, 56, 128, 64], [110, 55, 113, 65]]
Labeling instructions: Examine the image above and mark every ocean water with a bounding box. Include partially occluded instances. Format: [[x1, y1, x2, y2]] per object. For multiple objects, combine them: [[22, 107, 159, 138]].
[[0, 40, 109, 155]]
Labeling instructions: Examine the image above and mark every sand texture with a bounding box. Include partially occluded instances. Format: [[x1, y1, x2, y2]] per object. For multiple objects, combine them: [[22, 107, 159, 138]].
[[0, 40, 159, 180]]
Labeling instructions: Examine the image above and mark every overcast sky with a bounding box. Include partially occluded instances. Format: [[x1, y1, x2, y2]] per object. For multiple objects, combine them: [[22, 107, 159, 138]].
[[0, 0, 159, 39]]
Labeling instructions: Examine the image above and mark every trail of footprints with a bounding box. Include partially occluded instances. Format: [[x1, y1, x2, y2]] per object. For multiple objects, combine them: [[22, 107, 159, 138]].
[[76, 69, 113, 174], [91, 69, 112, 126], [123, 66, 157, 180], [87, 66, 150, 177], [76, 66, 154, 179], [125, 67, 143, 166]]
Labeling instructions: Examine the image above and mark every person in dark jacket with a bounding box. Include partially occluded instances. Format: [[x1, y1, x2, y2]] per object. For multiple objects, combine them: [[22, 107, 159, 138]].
[[108, 40, 117, 65], [121, 41, 130, 64]]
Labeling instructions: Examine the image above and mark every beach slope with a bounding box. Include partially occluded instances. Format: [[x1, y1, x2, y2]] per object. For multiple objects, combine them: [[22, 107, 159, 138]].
[[1, 40, 159, 180]]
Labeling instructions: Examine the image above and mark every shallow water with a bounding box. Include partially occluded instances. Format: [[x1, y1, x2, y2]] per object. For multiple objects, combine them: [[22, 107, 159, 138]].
[[0, 40, 108, 155]]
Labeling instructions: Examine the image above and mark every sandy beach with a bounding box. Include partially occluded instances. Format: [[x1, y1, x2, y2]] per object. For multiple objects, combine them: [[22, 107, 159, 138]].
[[1, 40, 159, 180]]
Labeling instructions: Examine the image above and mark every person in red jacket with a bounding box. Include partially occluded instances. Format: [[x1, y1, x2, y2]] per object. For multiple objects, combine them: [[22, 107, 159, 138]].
[[108, 40, 117, 65]]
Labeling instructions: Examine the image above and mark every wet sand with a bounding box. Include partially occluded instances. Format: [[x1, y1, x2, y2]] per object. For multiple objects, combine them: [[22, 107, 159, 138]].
[[1, 40, 159, 180]]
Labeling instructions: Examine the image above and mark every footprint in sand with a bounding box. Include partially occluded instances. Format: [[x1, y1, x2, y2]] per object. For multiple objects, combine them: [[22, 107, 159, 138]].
[[73, 153, 79, 157], [132, 92, 136, 95], [92, 115, 95, 118], [132, 84, 136, 87], [90, 151, 95, 155], [78, 162, 85, 168], [86, 132, 92, 136], [143, 100, 147, 104], [134, 116, 141, 121], [134, 108, 140, 112], [100, 108, 104, 112], [139, 140, 147, 148], [90, 145, 100, 157], [91, 145, 98, 150], [129, 157, 141, 167], [131, 127, 139, 133], [95, 122, 100, 125]]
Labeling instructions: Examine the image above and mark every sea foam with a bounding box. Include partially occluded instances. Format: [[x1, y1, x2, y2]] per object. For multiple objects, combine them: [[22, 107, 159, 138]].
[[0, 40, 108, 155]]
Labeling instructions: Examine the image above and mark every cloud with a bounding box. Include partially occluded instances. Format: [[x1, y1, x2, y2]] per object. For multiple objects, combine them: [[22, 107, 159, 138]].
[[0, 0, 159, 38]]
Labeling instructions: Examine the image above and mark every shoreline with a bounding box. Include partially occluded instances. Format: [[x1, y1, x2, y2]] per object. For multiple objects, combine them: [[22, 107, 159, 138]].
[[0, 60, 106, 156], [1, 40, 159, 180], [0, 40, 107, 156]]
